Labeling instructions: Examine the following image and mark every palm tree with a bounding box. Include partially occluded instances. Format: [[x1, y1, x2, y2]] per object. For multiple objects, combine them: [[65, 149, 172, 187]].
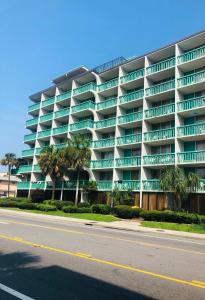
[[160, 166, 200, 210], [106, 187, 133, 207], [63, 134, 91, 206], [38, 145, 65, 200], [0, 153, 18, 197]]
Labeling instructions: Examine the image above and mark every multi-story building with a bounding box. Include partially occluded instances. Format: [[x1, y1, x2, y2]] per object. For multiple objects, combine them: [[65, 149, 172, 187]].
[[17, 30, 205, 212]]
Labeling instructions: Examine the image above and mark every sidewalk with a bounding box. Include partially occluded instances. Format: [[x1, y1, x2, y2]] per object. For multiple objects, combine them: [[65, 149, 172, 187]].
[[0, 208, 205, 241]]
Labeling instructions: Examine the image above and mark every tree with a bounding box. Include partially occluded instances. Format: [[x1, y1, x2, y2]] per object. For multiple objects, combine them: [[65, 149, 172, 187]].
[[63, 134, 91, 206], [81, 180, 97, 203], [38, 145, 65, 200], [160, 166, 200, 210], [0, 153, 18, 197], [106, 187, 133, 207]]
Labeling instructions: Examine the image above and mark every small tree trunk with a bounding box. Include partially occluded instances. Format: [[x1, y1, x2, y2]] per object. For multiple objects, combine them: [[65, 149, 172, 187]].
[[60, 181, 64, 201], [51, 180, 56, 200], [75, 171, 80, 206], [8, 165, 11, 198]]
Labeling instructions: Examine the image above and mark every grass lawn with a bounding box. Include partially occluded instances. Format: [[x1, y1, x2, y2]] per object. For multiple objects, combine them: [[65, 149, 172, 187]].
[[0, 207, 118, 222], [141, 221, 205, 234]]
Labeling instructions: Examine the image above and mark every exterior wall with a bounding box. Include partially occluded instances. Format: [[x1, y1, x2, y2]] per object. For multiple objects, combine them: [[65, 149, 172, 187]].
[[17, 30, 205, 212], [0, 181, 17, 197]]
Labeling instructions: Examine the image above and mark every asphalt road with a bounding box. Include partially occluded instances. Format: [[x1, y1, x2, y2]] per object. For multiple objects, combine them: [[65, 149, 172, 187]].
[[0, 210, 205, 300]]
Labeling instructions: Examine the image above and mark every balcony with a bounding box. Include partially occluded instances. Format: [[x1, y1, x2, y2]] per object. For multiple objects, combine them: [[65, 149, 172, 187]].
[[96, 97, 117, 111], [115, 180, 140, 190], [26, 118, 38, 127], [178, 151, 205, 163], [91, 159, 114, 169], [73, 82, 96, 96], [95, 117, 116, 129], [117, 133, 142, 145], [98, 78, 118, 92], [120, 68, 144, 84], [56, 90, 72, 102], [33, 165, 41, 172], [119, 89, 144, 104], [24, 133, 37, 142], [146, 80, 175, 97], [41, 96, 55, 108], [72, 100, 95, 113], [143, 153, 175, 165], [28, 102, 40, 113], [17, 165, 33, 174], [39, 112, 53, 123], [17, 182, 30, 189], [146, 57, 175, 75], [115, 156, 141, 167], [54, 108, 70, 119], [145, 103, 175, 119], [92, 138, 115, 148], [178, 70, 205, 88], [178, 95, 205, 112], [118, 111, 142, 125], [143, 180, 161, 191], [177, 122, 205, 137], [31, 182, 46, 189], [55, 143, 66, 150], [38, 129, 52, 138], [144, 128, 175, 142], [97, 181, 113, 190], [53, 125, 69, 135], [178, 45, 205, 64], [21, 149, 35, 157], [70, 119, 94, 132]]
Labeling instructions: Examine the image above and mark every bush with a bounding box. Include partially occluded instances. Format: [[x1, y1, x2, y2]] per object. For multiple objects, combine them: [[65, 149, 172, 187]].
[[140, 210, 203, 224], [77, 207, 91, 213], [43, 200, 74, 210], [17, 202, 37, 210], [62, 206, 78, 213], [91, 204, 111, 215], [36, 204, 57, 212], [0, 200, 18, 208], [30, 189, 45, 203], [77, 202, 90, 208], [5, 197, 31, 202]]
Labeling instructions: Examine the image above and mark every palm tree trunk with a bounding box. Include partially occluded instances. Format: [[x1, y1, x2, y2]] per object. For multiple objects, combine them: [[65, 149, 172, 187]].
[[8, 165, 11, 198], [52, 179, 56, 200], [75, 171, 80, 206], [60, 181, 64, 201]]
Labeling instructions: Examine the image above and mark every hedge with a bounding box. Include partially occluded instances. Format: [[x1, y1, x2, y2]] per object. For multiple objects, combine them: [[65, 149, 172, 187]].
[[36, 204, 57, 212], [91, 204, 111, 215], [113, 205, 142, 219], [62, 206, 91, 213], [43, 200, 74, 210]]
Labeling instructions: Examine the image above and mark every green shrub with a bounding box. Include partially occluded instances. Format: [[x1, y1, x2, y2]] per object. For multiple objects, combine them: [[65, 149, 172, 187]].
[[77, 207, 92, 213], [0, 200, 18, 208], [43, 200, 74, 210], [113, 205, 131, 219], [62, 206, 78, 213], [5, 197, 31, 202], [91, 204, 111, 215], [17, 202, 37, 210], [36, 204, 57, 212], [77, 202, 90, 208], [131, 207, 143, 218], [30, 189, 45, 203]]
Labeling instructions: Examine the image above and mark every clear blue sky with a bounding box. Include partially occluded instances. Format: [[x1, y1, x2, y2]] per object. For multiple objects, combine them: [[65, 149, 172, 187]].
[[0, 0, 205, 160]]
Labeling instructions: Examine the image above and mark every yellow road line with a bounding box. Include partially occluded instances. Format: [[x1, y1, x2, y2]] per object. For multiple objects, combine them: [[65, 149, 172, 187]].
[[0, 233, 204, 290], [2, 219, 205, 256], [192, 280, 205, 286]]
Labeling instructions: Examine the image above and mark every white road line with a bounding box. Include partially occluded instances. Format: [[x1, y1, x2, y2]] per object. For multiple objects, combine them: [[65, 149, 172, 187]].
[[0, 283, 35, 300], [0, 221, 9, 224]]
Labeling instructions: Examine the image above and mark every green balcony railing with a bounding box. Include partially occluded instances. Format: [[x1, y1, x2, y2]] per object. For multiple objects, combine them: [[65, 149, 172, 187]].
[[39, 112, 53, 123], [146, 57, 175, 75], [31, 182, 46, 189], [143, 180, 161, 191], [24, 133, 37, 142], [54, 108, 70, 118], [178, 70, 205, 88], [120, 68, 144, 84], [178, 45, 205, 64], [143, 153, 175, 165], [91, 159, 114, 169], [53, 125, 69, 135], [55, 143, 66, 150], [26, 118, 38, 127], [178, 151, 205, 163], [33, 165, 41, 172], [28, 102, 40, 113], [146, 80, 175, 96], [92, 138, 115, 148], [17, 165, 33, 174], [115, 180, 140, 190], [41, 96, 55, 108], [98, 78, 118, 92], [119, 89, 144, 104], [21, 149, 35, 157], [96, 97, 117, 110], [177, 122, 205, 137], [145, 103, 175, 119], [178, 95, 205, 111], [97, 181, 113, 190], [118, 111, 142, 124], [115, 156, 141, 167], [95, 117, 116, 129], [73, 82, 96, 96], [72, 100, 95, 113], [70, 119, 94, 131], [38, 129, 52, 138], [117, 133, 142, 145], [17, 182, 31, 189], [144, 128, 175, 142], [35, 147, 46, 155], [56, 90, 72, 102]]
